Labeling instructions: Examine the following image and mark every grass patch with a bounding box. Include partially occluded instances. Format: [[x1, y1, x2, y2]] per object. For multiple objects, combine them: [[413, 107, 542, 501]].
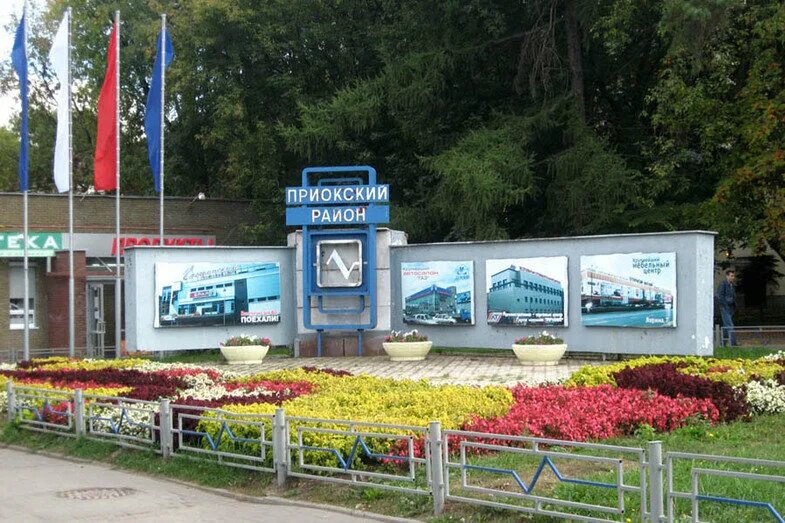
[[431, 347, 512, 357], [551, 415, 785, 522], [713, 346, 782, 360]]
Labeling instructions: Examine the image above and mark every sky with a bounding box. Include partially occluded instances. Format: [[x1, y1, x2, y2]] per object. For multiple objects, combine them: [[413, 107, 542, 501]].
[[0, 0, 41, 126]]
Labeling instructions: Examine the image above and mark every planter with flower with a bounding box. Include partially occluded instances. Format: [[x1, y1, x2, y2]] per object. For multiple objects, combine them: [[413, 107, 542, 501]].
[[219, 335, 271, 364], [382, 330, 432, 361], [511, 331, 566, 365]]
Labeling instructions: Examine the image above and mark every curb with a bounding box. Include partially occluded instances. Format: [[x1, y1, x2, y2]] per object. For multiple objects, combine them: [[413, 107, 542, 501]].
[[0, 443, 416, 523]]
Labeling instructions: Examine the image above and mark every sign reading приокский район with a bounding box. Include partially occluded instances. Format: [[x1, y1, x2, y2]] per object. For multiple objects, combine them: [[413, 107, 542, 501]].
[[285, 184, 390, 226]]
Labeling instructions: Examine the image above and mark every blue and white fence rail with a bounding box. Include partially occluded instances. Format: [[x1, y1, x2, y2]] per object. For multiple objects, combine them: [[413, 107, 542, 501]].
[[7, 383, 76, 436], [666, 451, 785, 523], [716, 325, 785, 348], [170, 404, 276, 472], [4, 382, 784, 522], [285, 416, 434, 504], [442, 429, 651, 522], [84, 393, 161, 451]]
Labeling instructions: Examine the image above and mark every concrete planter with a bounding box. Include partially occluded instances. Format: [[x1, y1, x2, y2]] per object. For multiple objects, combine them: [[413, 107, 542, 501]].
[[382, 341, 433, 361], [511, 343, 567, 366], [220, 345, 269, 364]]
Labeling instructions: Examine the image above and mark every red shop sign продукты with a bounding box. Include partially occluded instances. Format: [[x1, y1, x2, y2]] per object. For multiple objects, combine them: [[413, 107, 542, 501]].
[[111, 236, 215, 256]]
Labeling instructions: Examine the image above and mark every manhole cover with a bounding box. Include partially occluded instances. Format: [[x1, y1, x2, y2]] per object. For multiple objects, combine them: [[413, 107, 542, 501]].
[[56, 487, 138, 501]]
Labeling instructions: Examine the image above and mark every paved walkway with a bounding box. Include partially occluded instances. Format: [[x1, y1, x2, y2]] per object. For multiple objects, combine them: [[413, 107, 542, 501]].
[[210, 355, 605, 386], [0, 447, 399, 522]]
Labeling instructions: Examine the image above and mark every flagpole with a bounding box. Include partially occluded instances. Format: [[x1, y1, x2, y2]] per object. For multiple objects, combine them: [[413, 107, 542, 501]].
[[66, 7, 75, 358], [22, 1, 30, 362], [159, 14, 166, 243], [114, 10, 122, 359]]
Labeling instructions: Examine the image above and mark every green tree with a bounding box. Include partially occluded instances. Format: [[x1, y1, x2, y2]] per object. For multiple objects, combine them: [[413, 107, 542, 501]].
[[648, 1, 785, 256], [4, 0, 783, 250], [0, 126, 18, 189]]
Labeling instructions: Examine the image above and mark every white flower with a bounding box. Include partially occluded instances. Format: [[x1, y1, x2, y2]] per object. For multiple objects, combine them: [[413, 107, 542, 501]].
[[746, 380, 785, 414]]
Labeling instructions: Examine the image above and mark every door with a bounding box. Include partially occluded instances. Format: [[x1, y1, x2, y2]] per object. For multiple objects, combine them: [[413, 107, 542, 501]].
[[86, 283, 106, 358]]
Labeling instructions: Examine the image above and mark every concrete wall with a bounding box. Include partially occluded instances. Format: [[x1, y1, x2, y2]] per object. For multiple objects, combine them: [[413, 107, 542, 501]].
[[125, 246, 297, 351], [125, 231, 715, 355], [390, 231, 716, 355]]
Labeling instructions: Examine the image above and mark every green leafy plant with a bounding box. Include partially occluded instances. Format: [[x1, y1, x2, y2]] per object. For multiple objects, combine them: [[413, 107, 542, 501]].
[[384, 330, 428, 343], [221, 335, 271, 347], [513, 331, 564, 345]]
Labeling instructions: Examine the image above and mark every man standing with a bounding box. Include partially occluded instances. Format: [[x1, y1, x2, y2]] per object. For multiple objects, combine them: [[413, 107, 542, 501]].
[[717, 269, 737, 346]]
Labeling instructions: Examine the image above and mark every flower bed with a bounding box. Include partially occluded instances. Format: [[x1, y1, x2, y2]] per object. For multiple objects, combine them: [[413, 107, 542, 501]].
[[1, 354, 784, 464], [464, 384, 719, 441], [565, 355, 785, 387]]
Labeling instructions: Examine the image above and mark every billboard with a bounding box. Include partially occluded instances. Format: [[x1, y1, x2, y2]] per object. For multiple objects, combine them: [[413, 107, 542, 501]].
[[486, 257, 568, 326], [580, 252, 676, 328], [154, 262, 281, 328], [401, 261, 474, 325]]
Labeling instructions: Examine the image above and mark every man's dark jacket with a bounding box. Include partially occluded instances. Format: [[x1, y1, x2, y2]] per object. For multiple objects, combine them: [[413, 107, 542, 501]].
[[717, 279, 736, 309]]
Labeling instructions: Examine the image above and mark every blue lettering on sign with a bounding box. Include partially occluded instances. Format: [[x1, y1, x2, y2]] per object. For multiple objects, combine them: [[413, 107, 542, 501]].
[[285, 184, 390, 206], [286, 206, 389, 226]]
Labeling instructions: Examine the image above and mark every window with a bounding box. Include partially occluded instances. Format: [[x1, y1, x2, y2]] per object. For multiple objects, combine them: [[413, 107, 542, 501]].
[[9, 264, 36, 329]]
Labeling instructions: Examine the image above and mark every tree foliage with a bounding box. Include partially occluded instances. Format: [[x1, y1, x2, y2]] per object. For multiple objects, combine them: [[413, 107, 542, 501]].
[[0, 0, 782, 251]]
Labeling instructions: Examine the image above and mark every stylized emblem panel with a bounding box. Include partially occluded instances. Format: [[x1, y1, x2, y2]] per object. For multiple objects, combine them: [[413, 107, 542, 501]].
[[316, 239, 363, 288]]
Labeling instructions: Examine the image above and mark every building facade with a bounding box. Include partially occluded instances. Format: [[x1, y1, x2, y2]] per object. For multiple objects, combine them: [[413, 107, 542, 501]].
[[580, 269, 671, 312], [404, 285, 457, 317], [488, 265, 564, 315], [0, 193, 254, 360]]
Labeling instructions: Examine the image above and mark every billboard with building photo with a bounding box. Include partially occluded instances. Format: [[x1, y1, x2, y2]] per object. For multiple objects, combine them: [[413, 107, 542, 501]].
[[154, 262, 281, 328], [486, 257, 568, 326], [580, 252, 676, 328], [401, 261, 474, 325]]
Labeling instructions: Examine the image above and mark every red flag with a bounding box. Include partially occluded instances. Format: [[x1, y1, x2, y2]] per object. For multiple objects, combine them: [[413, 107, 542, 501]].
[[94, 23, 118, 191]]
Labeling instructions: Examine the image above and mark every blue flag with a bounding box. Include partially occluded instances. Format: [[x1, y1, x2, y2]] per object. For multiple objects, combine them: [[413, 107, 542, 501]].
[[144, 29, 174, 193], [11, 14, 28, 192]]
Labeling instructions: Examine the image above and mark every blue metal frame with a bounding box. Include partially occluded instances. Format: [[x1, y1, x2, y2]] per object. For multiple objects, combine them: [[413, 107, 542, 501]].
[[696, 494, 784, 522], [19, 399, 73, 425], [301, 434, 411, 471], [180, 420, 266, 451], [89, 407, 155, 436], [463, 456, 617, 494], [291, 166, 386, 356]]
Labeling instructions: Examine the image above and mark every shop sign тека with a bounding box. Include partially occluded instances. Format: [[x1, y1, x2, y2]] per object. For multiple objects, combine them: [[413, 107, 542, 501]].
[[0, 232, 63, 257]]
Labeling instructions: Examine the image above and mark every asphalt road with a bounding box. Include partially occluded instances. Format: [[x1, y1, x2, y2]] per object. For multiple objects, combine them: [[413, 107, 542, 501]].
[[0, 447, 395, 522], [581, 308, 675, 327]]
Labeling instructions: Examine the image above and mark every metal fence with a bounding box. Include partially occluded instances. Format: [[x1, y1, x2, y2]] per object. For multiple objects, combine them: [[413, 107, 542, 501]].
[[716, 325, 785, 348], [285, 416, 434, 498], [4, 382, 784, 522], [442, 429, 651, 522], [170, 403, 276, 473], [665, 451, 785, 523], [0, 347, 89, 364]]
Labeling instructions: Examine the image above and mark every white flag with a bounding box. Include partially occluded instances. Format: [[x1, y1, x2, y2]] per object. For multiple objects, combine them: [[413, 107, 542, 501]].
[[49, 13, 69, 192]]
